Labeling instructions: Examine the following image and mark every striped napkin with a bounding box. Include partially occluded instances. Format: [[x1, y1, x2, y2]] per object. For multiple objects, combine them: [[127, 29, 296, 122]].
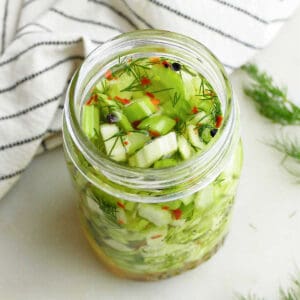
[[0, 0, 299, 199]]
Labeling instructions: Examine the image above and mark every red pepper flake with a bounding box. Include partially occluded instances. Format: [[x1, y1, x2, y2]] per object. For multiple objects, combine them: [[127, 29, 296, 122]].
[[216, 115, 223, 128], [107, 96, 112, 100], [150, 234, 163, 239], [86, 94, 98, 106], [123, 140, 129, 145], [151, 98, 160, 105], [161, 60, 170, 68], [140, 77, 151, 86], [192, 106, 199, 114], [149, 130, 160, 137], [118, 219, 125, 225], [174, 117, 180, 123], [146, 92, 155, 98], [149, 57, 160, 63], [132, 120, 141, 129], [117, 201, 125, 209], [105, 70, 113, 80], [172, 209, 182, 220], [161, 206, 169, 211], [115, 96, 131, 105]]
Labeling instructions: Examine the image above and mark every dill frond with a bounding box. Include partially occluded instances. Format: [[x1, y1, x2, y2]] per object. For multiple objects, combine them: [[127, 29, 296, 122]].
[[271, 135, 300, 163], [235, 293, 265, 300], [280, 276, 300, 300], [242, 64, 300, 125]]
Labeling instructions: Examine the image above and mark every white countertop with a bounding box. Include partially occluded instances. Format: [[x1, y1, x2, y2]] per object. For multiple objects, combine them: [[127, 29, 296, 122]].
[[1, 8, 300, 300]]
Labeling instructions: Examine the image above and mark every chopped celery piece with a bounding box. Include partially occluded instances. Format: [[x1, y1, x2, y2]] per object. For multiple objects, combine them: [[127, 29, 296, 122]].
[[153, 158, 178, 168], [128, 132, 178, 168], [124, 132, 150, 155], [82, 104, 100, 140], [187, 124, 205, 149], [138, 115, 176, 135], [138, 204, 172, 226], [177, 135, 193, 160], [100, 124, 126, 162], [113, 111, 133, 132], [123, 97, 157, 122]]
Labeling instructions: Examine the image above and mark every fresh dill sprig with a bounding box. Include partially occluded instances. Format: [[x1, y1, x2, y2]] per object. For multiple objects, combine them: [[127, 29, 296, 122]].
[[148, 87, 174, 94], [270, 135, 300, 163], [100, 79, 109, 94], [280, 276, 300, 300], [237, 272, 300, 300], [236, 294, 264, 300], [172, 92, 181, 107], [242, 64, 300, 125], [269, 134, 300, 179]]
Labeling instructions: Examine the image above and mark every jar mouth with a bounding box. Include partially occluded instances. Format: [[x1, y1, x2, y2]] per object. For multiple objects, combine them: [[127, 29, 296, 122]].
[[64, 29, 238, 198]]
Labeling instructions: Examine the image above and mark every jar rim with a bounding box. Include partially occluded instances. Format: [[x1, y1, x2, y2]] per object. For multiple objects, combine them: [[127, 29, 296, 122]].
[[63, 29, 239, 200]]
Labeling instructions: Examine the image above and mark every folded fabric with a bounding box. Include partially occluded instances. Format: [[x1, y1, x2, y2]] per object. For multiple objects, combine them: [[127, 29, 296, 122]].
[[0, 0, 299, 199]]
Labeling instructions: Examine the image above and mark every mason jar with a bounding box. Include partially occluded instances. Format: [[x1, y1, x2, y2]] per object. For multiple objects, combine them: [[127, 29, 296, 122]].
[[62, 30, 243, 281]]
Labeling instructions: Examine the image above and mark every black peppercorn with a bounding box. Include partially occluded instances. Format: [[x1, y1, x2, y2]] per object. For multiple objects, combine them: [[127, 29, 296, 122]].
[[106, 113, 119, 123], [171, 62, 181, 71], [210, 128, 218, 137]]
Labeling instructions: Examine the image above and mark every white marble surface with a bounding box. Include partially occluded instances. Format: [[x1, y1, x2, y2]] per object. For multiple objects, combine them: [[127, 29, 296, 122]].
[[1, 8, 300, 300]]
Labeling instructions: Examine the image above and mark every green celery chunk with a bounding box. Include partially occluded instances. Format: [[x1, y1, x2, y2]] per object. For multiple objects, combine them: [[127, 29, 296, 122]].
[[153, 158, 178, 168], [123, 96, 157, 122], [82, 104, 100, 140], [138, 204, 172, 226], [177, 135, 193, 160], [113, 111, 133, 132], [128, 132, 178, 168], [123, 132, 150, 155], [100, 124, 126, 162], [138, 115, 176, 135], [187, 124, 205, 149]]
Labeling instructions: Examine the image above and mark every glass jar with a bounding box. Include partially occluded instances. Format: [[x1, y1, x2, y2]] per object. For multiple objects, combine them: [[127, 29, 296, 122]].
[[63, 30, 243, 281]]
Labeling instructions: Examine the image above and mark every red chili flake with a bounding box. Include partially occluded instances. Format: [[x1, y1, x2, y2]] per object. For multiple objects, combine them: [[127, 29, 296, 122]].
[[192, 106, 199, 114], [117, 201, 125, 209], [161, 206, 169, 211], [105, 70, 113, 80], [132, 120, 141, 129], [149, 57, 160, 63], [123, 140, 129, 145], [151, 98, 160, 105], [115, 96, 131, 105], [161, 60, 170, 68], [107, 96, 112, 100], [149, 130, 160, 137], [174, 117, 180, 123], [86, 94, 98, 106], [118, 219, 125, 225], [140, 77, 151, 86], [216, 115, 223, 128], [146, 92, 155, 98], [150, 234, 163, 239], [172, 209, 182, 220]]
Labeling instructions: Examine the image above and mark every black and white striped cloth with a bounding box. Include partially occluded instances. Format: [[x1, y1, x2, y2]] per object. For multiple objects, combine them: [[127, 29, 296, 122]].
[[0, 0, 299, 199]]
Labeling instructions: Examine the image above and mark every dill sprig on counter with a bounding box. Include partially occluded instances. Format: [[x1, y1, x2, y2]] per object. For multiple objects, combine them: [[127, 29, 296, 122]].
[[236, 295, 264, 300], [236, 273, 300, 300], [271, 135, 300, 163], [270, 135, 300, 179], [242, 64, 300, 125]]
